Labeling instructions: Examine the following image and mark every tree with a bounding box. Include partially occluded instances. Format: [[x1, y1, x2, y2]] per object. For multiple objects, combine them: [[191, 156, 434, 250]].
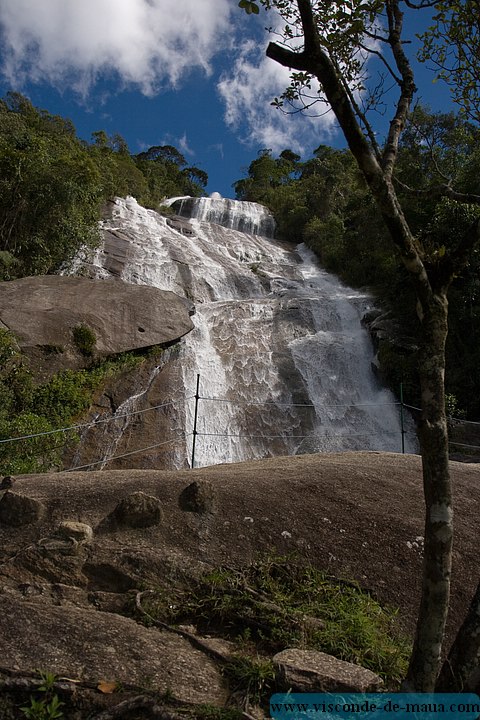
[[240, 0, 480, 692], [0, 93, 102, 277], [419, 0, 480, 124], [134, 145, 208, 202]]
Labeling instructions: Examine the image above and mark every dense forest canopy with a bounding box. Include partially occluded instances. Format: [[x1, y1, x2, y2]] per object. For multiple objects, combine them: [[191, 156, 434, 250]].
[[0, 92, 208, 280]]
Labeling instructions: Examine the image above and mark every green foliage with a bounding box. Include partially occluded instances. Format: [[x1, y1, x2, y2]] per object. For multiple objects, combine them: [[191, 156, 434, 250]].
[[72, 324, 96, 356], [31, 353, 144, 428], [0, 412, 66, 475], [21, 671, 64, 720], [223, 656, 275, 704], [238, 0, 260, 14], [134, 143, 208, 206], [0, 327, 17, 364], [418, 0, 480, 123], [233, 148, 300, 207], [0, 329, 34, 414], [445, 393, 466, 420], [31, 370, 98, 426], [0, 93, 102, 278], [0, 328, 147, 474], [0, 92, 208, 280], [240, 0, 385, 108], [140, 557, 410, 686]]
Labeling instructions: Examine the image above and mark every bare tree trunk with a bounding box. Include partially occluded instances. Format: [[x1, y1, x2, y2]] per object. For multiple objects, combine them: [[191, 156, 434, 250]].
[[436, 578, 480, 691], [264, 0, 462, 691], [403, 293, 453, 691]]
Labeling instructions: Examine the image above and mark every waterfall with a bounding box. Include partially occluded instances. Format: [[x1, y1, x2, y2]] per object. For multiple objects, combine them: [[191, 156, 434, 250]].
[[76, 195, 416, 469], [168, 196, 276, 238]]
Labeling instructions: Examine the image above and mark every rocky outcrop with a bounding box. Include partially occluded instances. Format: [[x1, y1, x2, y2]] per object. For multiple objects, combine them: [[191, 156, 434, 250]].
[[0, 453, 479, 713], [362, 307, 417, 379], [102, 491, 163, 529], [273, 648, 383, 692], [0, 275, 194, 372]]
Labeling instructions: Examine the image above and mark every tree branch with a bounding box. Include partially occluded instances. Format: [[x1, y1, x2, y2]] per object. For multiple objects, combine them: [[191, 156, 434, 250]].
[[267, 1, 430, 305], [358, 42, 403, 85], [297, 0, 322, 55], [381, 0, 417, 180], [404, 0, 439, 7], [340, 72, 382, 161], [395, 178, 480, 205]]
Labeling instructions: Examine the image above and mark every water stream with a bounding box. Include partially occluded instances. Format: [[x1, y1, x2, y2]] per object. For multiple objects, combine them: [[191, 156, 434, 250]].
[[77, 195, 416, 468]]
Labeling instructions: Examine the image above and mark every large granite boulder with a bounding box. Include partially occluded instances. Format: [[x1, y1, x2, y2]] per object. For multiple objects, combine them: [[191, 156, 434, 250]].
[[0, 275, 194, 357]]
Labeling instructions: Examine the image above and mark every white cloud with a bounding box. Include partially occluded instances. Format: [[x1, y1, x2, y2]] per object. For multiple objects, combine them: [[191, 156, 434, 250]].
[[217, 40, 337, 154], [178, 132, 195, 157], [0, 0, 232, 94]]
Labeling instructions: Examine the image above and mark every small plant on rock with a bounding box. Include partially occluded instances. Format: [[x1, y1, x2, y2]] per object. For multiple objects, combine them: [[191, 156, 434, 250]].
[[223, 656, 275, 705], [20, 671, 64, 720], [72, 323, 96, 356]]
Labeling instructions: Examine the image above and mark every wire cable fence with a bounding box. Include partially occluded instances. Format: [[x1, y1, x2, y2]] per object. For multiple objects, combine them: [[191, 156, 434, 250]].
[[1, 376, 479, 474]]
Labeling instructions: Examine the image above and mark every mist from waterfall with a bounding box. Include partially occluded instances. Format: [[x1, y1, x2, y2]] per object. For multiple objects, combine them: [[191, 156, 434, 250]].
[[78, 195, 416, 468]]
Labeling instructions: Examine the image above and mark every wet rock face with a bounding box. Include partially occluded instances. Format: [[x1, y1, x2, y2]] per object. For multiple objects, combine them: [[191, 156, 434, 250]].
[[170, 196, 276, 238]]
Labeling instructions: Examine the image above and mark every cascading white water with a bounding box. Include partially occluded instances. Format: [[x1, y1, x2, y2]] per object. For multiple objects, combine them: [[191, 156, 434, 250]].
[[77, 195, 416, 468], [289, 244, 410, 451], [170, 196, 276, 238]]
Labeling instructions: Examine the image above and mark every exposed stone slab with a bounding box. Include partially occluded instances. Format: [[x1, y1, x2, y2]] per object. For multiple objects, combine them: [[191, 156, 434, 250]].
[[273, 648, 384, 692], [0, 275, 194, 357], [0, 593, 227, 706]]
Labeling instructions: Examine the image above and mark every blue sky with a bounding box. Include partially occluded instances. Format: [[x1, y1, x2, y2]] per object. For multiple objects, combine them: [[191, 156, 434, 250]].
[[0, 0, 453, 199]]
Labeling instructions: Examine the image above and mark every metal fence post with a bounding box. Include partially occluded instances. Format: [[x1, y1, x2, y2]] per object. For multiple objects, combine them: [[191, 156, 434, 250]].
[[191, 374, 200, 468], [400, 382, 405, 454]]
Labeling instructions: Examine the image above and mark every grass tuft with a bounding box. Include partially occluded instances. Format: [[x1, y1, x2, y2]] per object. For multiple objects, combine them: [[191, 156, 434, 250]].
[[139, 556, 410, 688]]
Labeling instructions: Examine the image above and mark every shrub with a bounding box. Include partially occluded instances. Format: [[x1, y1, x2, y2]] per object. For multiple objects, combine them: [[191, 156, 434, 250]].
[[0, 338, 148, 474], [72, 324, 96, 356]]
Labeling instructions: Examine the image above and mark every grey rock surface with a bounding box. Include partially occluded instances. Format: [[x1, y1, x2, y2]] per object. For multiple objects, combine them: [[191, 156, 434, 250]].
[[0, 453, 479, 707], [56, 521, 94, 544], [0, 593, 227, 705], [0, 275, 194, 356], [273, 648, 384, 692]]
